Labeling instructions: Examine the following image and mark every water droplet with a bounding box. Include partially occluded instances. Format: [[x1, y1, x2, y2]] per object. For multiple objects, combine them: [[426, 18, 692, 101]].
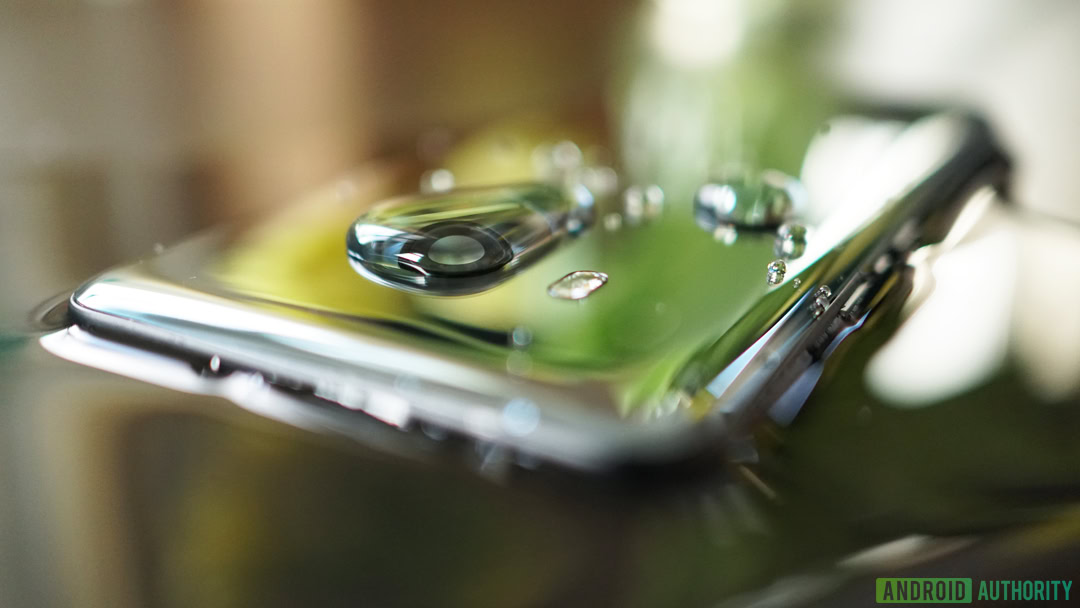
[[810, 286, 832, 317], [152, 243, 165, 255], [208, 355, 221, 373], [419, 168, 455, 193], [792, 278, 802, 289], [644, 184, 665, 219], [567, 182, 595, 236], [566, 217, 584, 235], [348, 184, 585, 295], [511, 325, 533, 348], [774, 222, 807, 259], [622, 186, 645, 225], [501, 398, 540, 436], [547, 270, 608, 300], [603, 212, 623, 231], [766, 260, 786, 285], [713, 224, 738, 245], [622, 184, 665, 224], [694, 167, 799, 231]]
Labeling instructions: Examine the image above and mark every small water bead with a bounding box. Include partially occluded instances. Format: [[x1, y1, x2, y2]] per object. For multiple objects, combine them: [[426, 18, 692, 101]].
[[622, 184, 665, 224], [810, 285, 833, 317], [713, 224, 738, 245], [622, 186, 645, 224], [510, 325, 533, 348], [567, 183, 596, 236], [774, 223, 808, 259], [419, 168, 455, 193], [766, 260, 787, 285], [208, 355, 221, 373], [694, 167, 799, 231], [792, 278, 802, 289], [603, 212, 623, 231], [547, 270, 608, 300], [695, 183, 737, 231]]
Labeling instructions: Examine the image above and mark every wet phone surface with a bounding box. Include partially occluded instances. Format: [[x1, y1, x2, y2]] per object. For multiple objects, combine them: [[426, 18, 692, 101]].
[[65, 108, 1006, 471]]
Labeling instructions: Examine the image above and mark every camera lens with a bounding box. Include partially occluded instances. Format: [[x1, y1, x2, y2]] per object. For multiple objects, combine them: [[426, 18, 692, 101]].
[[428, 235, 485, 266], [398, 221, 513, 277], [348, 183, 589, 295]]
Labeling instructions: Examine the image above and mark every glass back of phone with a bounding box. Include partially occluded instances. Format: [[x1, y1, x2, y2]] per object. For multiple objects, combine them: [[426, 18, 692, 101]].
[[74, 111, 979, 424]]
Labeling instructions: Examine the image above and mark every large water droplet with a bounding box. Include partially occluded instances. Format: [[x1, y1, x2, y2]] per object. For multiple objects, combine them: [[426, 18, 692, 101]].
[[774, 222, 808, 259], [547, 270, 608, 300], [348, 183, 590, 295], [766, 260, 786, 285], [695, 167, 800, 231]]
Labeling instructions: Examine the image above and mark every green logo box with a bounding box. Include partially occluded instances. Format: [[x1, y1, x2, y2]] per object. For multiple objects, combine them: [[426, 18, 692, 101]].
[[876, 578, 972, 603]]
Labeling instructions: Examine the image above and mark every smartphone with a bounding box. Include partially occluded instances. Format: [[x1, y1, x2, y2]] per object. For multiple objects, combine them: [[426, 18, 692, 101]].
[[56, 108, 1007, 473]]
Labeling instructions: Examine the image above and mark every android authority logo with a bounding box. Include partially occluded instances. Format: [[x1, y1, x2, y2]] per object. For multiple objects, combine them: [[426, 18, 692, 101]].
[[875, 578, 1073, 603]]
